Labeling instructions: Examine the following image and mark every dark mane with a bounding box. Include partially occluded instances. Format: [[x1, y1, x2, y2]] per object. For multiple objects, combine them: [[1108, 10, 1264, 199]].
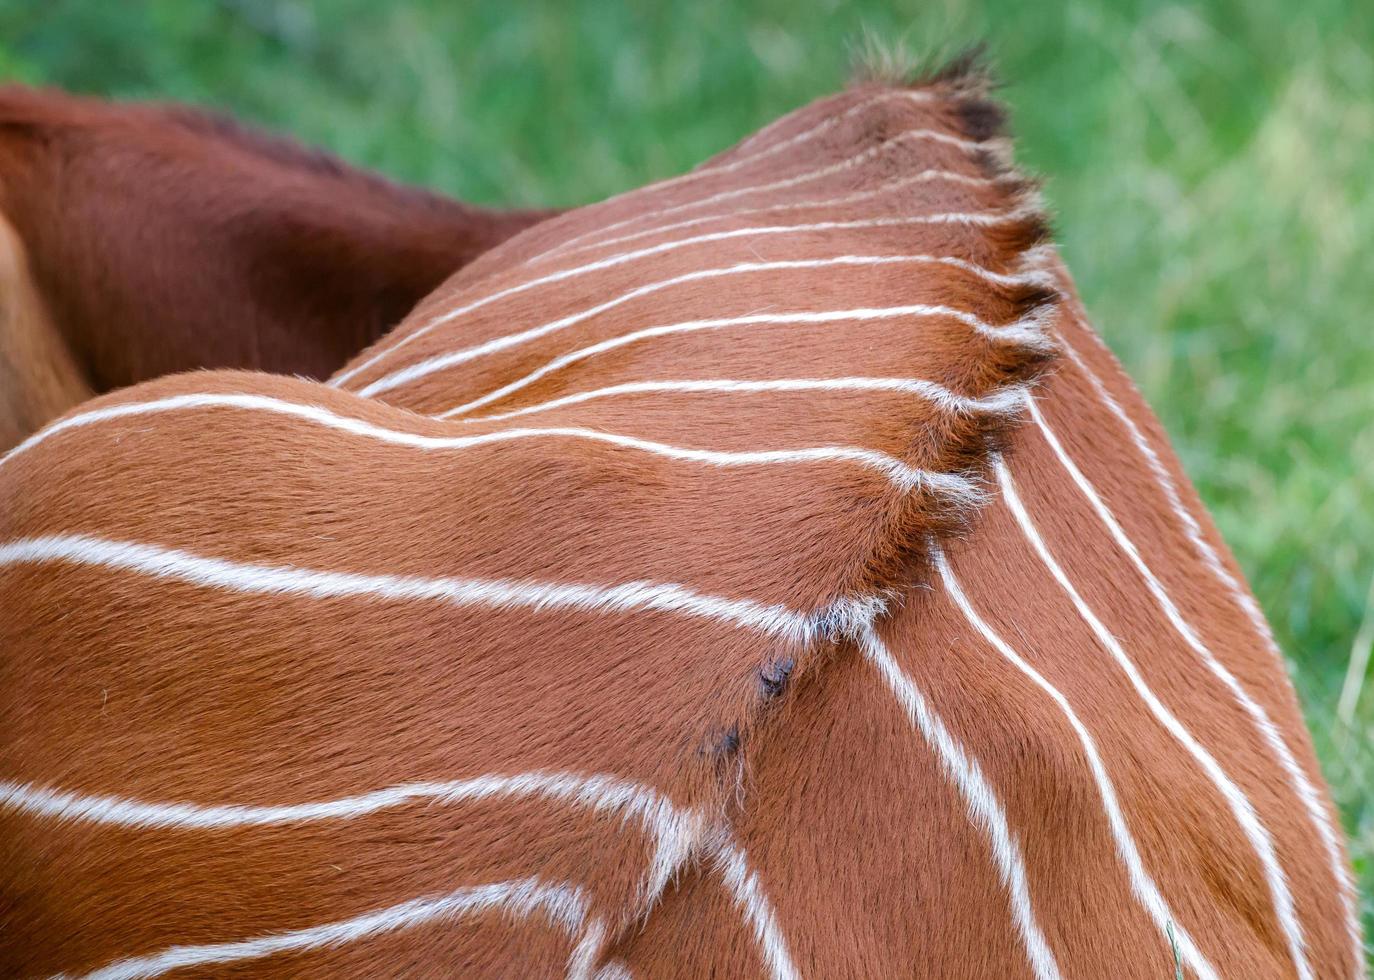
[[852, 42, 1011, 144]]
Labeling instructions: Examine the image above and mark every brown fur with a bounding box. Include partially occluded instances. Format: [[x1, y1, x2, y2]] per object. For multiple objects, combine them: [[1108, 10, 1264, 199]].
[[0, 212, 92, 449], [0, 85, 557, 447], [0, 62, 1361, 978]]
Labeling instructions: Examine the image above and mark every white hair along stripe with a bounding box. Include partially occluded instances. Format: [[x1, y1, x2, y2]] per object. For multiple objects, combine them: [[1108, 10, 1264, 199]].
[[0, 391, 979, 499], [353, 251, 1044, 400], [1026, 394, 1354, 977], [461, 377, 1030, 425], [536, 126, 990, 260], [0, 771, 706, 914], [2, 772, 813, 977], [1059, 325, 1280, 651], [933, 545, 1219, 980], [0, 534, 813, 643], [718, 91, 853, 159], [710, 836, 802, 980], [599, 89, 946, 215], [538, 168, 1009, 265], [437, 303, 1052, 419], [72, 877, 591, 980], [994, 459, 1313, 980], [856, 622, 1062, 980], [1057, 317, 1367, 974], [506, 89, 943, 273], [582, 88, 951, 234], [568, 917, 610, 980], [0, 541, 890, 664], [729, 88, 939, 160], [330, 206, 1037, 390], [0, 769, 685, 832]]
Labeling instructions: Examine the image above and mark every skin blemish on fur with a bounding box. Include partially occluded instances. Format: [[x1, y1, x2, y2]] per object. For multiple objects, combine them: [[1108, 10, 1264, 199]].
[[17, 52, 1344, 980], [758, 657, 795, 700], [711, 725, 741, 758]]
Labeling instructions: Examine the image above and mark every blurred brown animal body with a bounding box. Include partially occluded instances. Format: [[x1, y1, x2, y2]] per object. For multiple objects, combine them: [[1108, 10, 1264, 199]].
[[0, 85, 556, 448], [0, 61, 1364, 978]]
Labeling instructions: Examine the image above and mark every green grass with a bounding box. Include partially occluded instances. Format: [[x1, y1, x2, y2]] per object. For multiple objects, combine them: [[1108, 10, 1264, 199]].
[[3, 0, 1371, 955]]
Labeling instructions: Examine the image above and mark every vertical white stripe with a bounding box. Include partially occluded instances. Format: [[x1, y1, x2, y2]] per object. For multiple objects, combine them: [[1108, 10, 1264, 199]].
[[857, 623, 1062, 980], [1057, 317, 1366, 975], [567, 916, 608, 980], [995, 458, 1312, 980], [934, 546, 1219, 980], [1027, 394, 1344, 976], [711, 836, 803, 980], [1058, 325, 1281, 659]]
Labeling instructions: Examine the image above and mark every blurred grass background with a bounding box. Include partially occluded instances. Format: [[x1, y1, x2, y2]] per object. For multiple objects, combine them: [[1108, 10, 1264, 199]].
[[2, 0, 1370, 948]]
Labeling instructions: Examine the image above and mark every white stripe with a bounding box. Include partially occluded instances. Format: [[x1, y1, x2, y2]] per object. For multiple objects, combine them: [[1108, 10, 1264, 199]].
[[0, 769, 690, 836], [1057, 316, 1367, 973], [0, 392, 977, 498], [461, 377, 1029, 424], [615, 90, 946, 209], [570, 89, 948, 240], [856, 622, 1062, 980], [568, 917, 609, 980], [508, 90, 933, 273], [1059, 327, 1282, 657], [934, 546, 1219, 980], [4, 773, 808, 974], [723, 93, 849, 158], [995, 459, 1311, 979], [354, 252, 1043, 399], [389, 429, 963, 496], [0, 771, 706, 912], [711, 836, 803, 980], [0, 534, 812, 644], [538, 168, 1008, 265], [730, 88, 937, 160], [330, 206, 1036, 390], [0, 773, 796, 976], [73, 877, 590, 980], [539, 128, 988, 260], [438, 303, 1052, 419], [1027, 395, 1330, 976]]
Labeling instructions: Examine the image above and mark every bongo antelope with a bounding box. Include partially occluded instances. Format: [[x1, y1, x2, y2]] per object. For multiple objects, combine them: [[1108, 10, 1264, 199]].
[[0, 55, 1363, 978]]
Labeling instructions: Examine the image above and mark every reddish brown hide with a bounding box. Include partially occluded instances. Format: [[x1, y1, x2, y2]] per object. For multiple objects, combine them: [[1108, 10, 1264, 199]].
[[0, 84, 557, 448], [0, 57, 1364, 979]]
